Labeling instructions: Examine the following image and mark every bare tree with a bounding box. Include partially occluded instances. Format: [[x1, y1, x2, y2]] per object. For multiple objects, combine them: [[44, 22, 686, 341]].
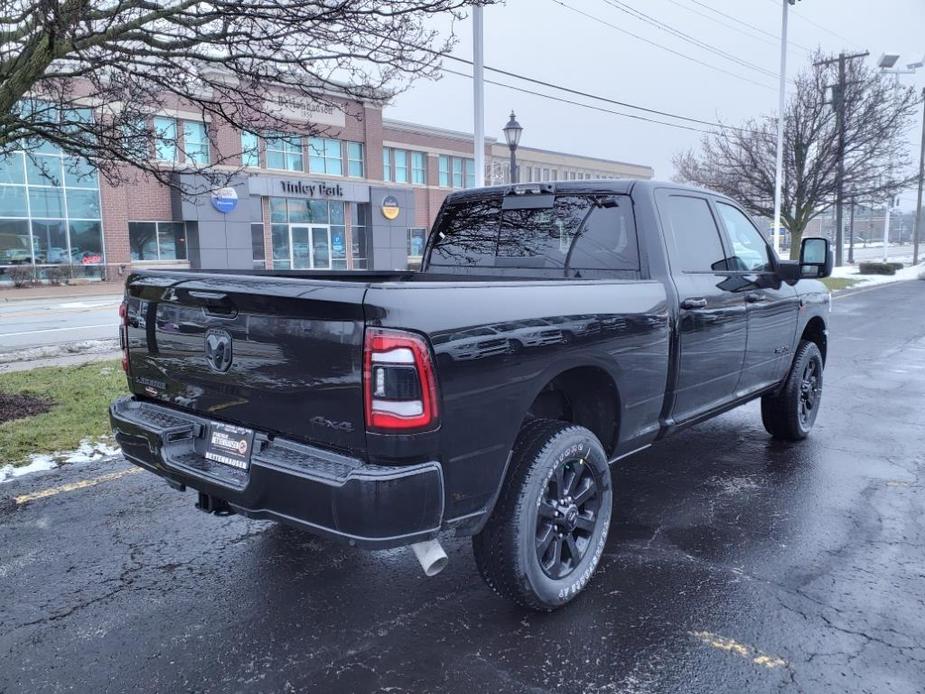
[[0, 0, 489, 189], [674, 53, 919, 258]]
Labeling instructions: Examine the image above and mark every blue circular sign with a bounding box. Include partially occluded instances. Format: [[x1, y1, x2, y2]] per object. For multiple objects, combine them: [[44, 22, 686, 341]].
[[211, 187, 238, 214]]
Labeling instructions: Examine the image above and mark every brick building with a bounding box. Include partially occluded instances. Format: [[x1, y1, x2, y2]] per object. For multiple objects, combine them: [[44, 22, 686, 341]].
[[0, 91, 653, 282]]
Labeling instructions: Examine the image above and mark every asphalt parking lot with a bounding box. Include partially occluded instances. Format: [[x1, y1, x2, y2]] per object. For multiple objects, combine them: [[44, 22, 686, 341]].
[[1, 280, 924, 694]]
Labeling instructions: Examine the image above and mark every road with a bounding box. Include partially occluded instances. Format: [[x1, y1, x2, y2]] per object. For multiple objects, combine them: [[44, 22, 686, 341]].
[[2, 280, 924, 693], [0, 294, 121, 352]]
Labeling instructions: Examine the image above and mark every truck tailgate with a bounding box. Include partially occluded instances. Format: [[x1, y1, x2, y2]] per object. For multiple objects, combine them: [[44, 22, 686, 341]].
[[125, 273, 368, 455]]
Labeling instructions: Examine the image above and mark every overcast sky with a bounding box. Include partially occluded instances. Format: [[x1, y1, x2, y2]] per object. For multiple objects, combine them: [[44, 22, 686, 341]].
[[385, 0, 925, 209]]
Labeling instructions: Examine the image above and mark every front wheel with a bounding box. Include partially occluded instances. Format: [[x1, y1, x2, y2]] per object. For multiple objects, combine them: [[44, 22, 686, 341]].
[[472, 419, 613, 611], [761, 340, 824, 441]]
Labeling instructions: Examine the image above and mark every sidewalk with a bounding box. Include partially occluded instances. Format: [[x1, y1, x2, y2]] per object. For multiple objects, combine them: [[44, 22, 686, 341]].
[[0, 281, 124, 303]]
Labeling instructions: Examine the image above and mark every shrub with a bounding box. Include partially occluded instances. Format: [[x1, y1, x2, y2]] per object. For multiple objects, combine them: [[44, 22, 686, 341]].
[[6, 265, 35, 287], [857, 262, 896, 276], [888, 262, 904, 271], [46, 265, 73, 286]]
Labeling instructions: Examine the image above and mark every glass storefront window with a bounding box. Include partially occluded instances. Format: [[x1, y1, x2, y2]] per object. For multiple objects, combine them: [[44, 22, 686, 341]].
[[251, 223, 265, 269], [308, 137, 342, 175], [31, 220, 68, 264], [128, 221, 184, 261], [129, 222, 157, 260], [153, 117, 178, 162], [395, 150, 408, 183], [29, 188, 64, 217], [407, 228, 427, 259], [352, 203, 370, 269], [241, 131, 259, 168], [26, 154, 63, 186], [158, 222, 187, 260], [438, 155, 474, 189], [64, 157, 97, 188], [0, 186, 27, 217], [0, 153, 25, 184], [183, 121, 209, 165], [412, 152, 426, 184], [0, 219, 31, 265], [69, 221, 103, 264], [269, 197, 349, 270], [347, 142, 364, 178], [266, 132, 303, 171], [66, 189, 100, 219], [271, 223, 291, 269]]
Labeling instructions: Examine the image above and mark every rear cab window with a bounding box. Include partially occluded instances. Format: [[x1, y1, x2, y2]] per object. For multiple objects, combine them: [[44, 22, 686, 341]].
[[425, 191, 640, 278]]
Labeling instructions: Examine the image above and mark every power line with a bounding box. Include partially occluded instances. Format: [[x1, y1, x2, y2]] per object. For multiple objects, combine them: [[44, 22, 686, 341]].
[[660, 0, 813, 54], [439, 66, 721, 134], [442, 54, 759, 134], [550, 0, 777, 91], [600, 0, 778, 79]]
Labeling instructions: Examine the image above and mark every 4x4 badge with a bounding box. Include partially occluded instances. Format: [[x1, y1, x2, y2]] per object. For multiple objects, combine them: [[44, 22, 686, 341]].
[[204, 329, 233, 372]]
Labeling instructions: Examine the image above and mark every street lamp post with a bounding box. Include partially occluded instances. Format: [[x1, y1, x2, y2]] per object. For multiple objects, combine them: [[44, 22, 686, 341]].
[[772, 0, 799, 256], [877, 53, 922, 263], [503, 111, 523, 183]]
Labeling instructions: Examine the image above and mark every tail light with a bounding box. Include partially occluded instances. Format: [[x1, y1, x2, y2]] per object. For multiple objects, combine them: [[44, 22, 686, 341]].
[[363, 328, 439, 431], [119, 299, 129, 374]]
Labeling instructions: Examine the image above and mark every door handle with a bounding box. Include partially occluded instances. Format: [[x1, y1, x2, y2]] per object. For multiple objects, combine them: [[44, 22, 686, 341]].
[[680, 297, 708, 310], [745, 292, 764, 303]]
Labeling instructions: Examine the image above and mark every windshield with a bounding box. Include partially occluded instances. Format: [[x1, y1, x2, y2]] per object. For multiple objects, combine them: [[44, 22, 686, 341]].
[[426, 193, 639, 276]]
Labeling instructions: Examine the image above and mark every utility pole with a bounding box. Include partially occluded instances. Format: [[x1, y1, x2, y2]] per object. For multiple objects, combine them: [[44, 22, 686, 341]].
[[472, 6, 485, 186], [816, 51, 868, 267], [915, 86, 925, 266], [848, 197, 855, 264]]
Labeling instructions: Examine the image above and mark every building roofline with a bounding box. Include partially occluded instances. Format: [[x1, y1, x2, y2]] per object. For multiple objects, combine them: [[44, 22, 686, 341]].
[[383, 117, 498, 144], [492, 143, 653, 173]]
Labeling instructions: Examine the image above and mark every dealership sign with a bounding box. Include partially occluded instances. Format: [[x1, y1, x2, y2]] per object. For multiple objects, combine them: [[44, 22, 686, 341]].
[[210, 187, 239, 214], [381, 194, 400, 220], [280, 180, 344, 198]]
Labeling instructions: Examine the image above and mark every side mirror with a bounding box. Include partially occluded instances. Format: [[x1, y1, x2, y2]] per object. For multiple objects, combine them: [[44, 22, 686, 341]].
[[799, 237, 833, 278]]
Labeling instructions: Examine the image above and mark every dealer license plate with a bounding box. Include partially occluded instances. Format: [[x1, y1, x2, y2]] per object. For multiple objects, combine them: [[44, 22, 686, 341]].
[[204, 422, 255, 470]]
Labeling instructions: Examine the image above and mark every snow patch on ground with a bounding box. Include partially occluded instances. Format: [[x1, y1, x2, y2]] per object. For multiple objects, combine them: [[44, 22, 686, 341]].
[[831, 261, 925, 288], [0, 437, 121, 483], [0, 338, 119, 363]]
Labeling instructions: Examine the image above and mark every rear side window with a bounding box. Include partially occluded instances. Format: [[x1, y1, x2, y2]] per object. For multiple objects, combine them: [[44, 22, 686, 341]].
[[657, 193, 727, 273], [428, 193, 638, 274]]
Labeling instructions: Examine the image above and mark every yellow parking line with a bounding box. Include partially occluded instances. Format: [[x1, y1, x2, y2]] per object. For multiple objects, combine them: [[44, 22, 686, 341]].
[[690, 631, 789, 670], [14, 468, 142, 505]]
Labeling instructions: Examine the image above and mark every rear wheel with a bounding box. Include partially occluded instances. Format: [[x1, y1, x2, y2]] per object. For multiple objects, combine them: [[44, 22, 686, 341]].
[[472, 419, 612, 611], [761, 340, 824, 441]]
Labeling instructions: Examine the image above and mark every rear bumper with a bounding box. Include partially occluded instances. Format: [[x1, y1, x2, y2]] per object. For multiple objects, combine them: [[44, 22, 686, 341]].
[[109, 396, 444, 549]]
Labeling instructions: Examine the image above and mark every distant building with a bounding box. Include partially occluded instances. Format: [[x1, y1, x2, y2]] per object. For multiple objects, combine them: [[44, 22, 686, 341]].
[[0, 90, 653, 283]]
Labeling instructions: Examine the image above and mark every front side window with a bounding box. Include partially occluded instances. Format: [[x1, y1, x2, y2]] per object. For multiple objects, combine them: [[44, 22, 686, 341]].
[[153, 117, 177, 162], [241, 131, 259, 168], [308, 137, 342, 175], [183, 121, 209, 165], [266, 132, 303, 171], [658, 194, 727, 273], [129, 221, 187, 261], [716, 202, 773, 272], [347, 142, 364, 177]]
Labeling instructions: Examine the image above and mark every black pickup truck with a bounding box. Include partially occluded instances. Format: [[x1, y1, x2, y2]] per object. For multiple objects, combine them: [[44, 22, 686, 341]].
[[110, 180, 832, 610]]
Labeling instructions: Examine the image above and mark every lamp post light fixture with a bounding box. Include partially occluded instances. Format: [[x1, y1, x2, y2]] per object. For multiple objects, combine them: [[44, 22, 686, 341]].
[[503, 110, 523, 183]]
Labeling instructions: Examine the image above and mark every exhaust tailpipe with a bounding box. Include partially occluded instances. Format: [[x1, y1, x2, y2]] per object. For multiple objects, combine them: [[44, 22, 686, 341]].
[[410, 539, 448, 577]]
